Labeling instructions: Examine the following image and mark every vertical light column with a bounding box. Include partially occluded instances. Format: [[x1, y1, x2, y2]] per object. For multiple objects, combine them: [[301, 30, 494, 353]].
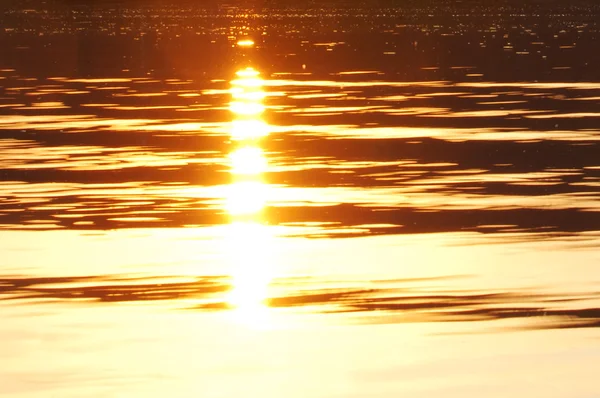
[[224, 67, 274, 326]]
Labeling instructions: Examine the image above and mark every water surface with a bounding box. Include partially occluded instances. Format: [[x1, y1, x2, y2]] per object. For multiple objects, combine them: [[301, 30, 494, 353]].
[[1, 2, 600, 397]]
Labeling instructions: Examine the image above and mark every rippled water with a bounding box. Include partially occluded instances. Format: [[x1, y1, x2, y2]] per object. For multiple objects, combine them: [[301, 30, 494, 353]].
[[1, 3, 600, 397]]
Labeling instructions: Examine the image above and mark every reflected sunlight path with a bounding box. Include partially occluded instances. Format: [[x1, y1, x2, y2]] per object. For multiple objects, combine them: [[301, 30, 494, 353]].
[[224, 66, 275, 326]]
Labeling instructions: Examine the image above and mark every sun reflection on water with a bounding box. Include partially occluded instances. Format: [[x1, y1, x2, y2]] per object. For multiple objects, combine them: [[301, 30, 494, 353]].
[[225, 181, 268, 217], [229, 146, 268, 175], [236, 39, 255, 48], [224, 67, 274, 326], [230, 119, 269, 141], [225, 221, 275, 326]]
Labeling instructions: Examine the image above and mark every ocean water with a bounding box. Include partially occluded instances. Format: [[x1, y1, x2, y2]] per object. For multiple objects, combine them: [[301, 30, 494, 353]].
[[1, 2, 600, 397]]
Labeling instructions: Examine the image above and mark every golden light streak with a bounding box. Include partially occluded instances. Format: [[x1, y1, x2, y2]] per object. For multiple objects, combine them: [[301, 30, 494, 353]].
[[229, 147, 267, 175], [224, 181, 268, 216], [230, 78, 263, 88], [229, 101, 265, 116], [223, 67, 274, 326], [225, 221, 274, 326], [230, 120, 269, 141], [237, 39, 255, 47], [231, 88, 266, 102], [236, 68, 260, 78]]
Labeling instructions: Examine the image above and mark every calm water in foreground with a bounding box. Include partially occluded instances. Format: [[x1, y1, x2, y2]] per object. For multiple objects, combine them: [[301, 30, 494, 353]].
[[1, 3, 600, 397]]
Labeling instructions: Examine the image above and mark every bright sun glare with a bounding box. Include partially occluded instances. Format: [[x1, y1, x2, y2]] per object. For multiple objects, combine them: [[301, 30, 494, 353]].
[[224, 67, 274, 326], [225, 221, 274, 325], [236, 39, 255, 48], [229, 146, 267, 175], [230, 120, 269, 141]]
